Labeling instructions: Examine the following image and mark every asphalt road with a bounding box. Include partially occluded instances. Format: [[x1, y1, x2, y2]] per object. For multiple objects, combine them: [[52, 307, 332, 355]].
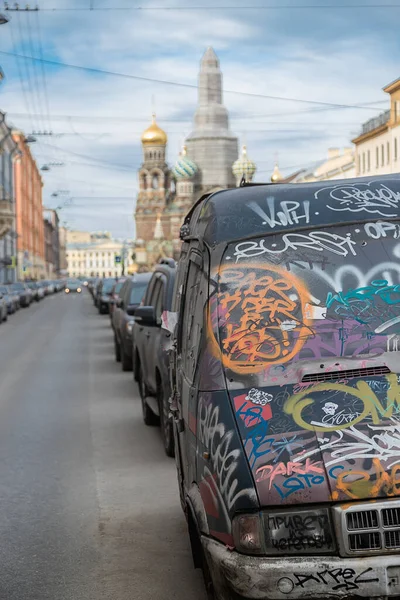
[[0, 291, 206, 600]]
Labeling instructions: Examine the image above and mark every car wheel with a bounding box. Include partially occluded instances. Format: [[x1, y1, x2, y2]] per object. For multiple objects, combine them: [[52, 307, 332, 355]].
[[3, 312, 7, 322], [138, 364, 159, 426], [121, 343, 132, 372], [114, 334, 121, 362], [158, 383, 174, 457]]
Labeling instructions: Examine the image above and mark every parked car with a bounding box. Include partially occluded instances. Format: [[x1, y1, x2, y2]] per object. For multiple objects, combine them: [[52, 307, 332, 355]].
[[88, 278, 98, 297], [53, 280, 64, 292], [41, 280, 55, 295], [133, 259, 176, 456], [0, 290, 9, 321], [167, 177, 400, 600], [0, 285, 16, 314], [113, 273, 151, 371], [93, 279, 103, 307], [10, 282, 31, 307], [65, 279, 82, 293], [108, 278, 127, 320], [97, 278, 118, 314], [7, 285, 20, 310], [27, 282, 44, 301]]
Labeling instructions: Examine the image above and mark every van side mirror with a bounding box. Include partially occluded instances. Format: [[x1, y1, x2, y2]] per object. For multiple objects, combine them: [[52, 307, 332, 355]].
[[134, 305, 158, 326]]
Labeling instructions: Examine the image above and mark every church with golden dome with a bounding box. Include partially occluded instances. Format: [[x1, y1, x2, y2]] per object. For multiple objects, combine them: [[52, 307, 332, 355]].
[[134, 48, 260, 268]]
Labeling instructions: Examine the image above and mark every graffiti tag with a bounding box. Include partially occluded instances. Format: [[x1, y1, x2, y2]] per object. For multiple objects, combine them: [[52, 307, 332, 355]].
[[318, 182, 400, 217], [284, 374, 400, 433], [332, 457, 400, 500], [198, 398, 256, 518], [233, 231, 357, 262], [215, 264, 311, 374], [290, 567, 379, 592]]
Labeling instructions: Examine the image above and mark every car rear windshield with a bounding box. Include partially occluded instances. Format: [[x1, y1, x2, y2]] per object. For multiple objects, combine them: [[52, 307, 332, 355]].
[[216, 221, 400, 385], [103, 280, 116, 294], [114, 281, 125, 294], [129, 283, 147, 305], [0, 286, 8, 294], [11, 283, 24, 291]]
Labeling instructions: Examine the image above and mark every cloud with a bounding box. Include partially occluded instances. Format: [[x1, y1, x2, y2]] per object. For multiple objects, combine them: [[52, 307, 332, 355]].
[[0, 0, 398, 237]]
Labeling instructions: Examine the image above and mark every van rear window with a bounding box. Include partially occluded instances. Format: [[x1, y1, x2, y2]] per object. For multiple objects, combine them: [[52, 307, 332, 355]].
[[214, 221, 400, 380]]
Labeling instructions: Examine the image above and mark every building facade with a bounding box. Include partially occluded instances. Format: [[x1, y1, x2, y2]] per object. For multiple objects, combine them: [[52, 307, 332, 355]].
[[66, 236, 135, 278], [285, 148, 355, 184], [58, 226, 68, 275], [43, 208, 60, 278], [353, 78, 400, 177], [0, 112, 18, 283], [134, 47, 255, 269], [13, 130, 46, 280], [66, 229, 92, 245]]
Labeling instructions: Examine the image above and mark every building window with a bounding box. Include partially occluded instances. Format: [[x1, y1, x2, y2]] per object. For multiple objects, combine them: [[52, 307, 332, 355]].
[[395, 138, 398, 161], [387, 141, 390, 164], [362, 152, 366, 173], [152, 175, 159, 189], [376, 147, 379, 168], [381, 144, 385, 166], [367, 150, 371, 172]]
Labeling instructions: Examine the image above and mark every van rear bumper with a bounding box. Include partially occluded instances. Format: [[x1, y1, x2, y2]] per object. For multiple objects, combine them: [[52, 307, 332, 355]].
[[202, 535, 400, 600]]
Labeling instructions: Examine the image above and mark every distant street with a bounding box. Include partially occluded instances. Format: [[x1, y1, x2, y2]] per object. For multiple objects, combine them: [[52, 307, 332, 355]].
[[0, 291, 205, 600]]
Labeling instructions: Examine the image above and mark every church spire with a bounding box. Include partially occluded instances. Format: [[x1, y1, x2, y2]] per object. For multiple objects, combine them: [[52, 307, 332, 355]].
[[198, 46, 222, 106]]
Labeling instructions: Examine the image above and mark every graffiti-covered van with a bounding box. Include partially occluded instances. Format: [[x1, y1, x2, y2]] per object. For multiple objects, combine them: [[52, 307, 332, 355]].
[[170, 175, 400, 600]]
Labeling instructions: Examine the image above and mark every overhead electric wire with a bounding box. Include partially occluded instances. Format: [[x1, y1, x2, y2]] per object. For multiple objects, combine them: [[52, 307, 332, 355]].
[[12, 3, 400, 10], [35, 10, 53, 135], [0, 49, 385, 112], [5, 109, 385, 123], [8, 18, 36, 135], [24, 10, 52, 166]]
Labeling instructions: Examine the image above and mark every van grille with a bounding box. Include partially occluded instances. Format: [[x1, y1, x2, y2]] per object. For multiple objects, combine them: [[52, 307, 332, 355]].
[[349, 531, 381, 551], [335, 500, 400, 556], [301, 365, 390, 383], [383, 507, 400, 527], [347, 510, 378, 530], [385, 530, 400, 549]]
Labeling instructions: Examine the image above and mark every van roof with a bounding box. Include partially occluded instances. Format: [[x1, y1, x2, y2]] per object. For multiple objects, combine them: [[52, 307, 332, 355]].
[[182, 174, 400, 245]]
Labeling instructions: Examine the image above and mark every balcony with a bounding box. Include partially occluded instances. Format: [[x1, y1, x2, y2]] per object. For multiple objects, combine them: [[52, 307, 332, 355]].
[[361, 109, 390, 135]]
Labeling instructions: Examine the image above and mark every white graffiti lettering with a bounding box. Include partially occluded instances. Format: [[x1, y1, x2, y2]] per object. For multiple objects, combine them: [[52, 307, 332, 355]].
[[313, 262, 400, 292], [234, 232, 357, 262], [317, 183, 400, 217], [294, 420, 400, 468], [248, 196, 310, 229], [198, 398, 256, 526], [364, 221, 400, 240]]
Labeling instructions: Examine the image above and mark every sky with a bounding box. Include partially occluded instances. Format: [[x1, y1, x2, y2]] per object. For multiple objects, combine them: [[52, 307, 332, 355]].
[[0, 0, 399, 239]]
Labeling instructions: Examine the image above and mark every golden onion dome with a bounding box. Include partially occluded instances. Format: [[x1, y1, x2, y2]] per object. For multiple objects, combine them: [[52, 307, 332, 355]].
[[141, 113, 167, 146], [271, 162, 283, 183]]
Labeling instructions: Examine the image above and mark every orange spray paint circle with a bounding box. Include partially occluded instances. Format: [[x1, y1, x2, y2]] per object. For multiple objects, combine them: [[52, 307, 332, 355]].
[[208, 262, 312, 375]]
